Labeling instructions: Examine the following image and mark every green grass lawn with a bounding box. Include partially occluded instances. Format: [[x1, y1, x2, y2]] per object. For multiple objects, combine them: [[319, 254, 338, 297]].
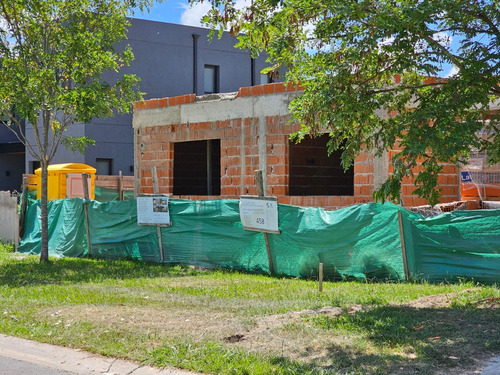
[[0, 243, 498, 374]]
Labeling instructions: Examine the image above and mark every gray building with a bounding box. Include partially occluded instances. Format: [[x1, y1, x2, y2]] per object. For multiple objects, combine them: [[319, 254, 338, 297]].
[[0, 18, 276, 191], [0, 122, 25, 192]]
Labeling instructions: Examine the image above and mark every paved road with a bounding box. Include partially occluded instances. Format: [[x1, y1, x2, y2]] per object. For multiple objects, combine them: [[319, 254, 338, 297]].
[[0, 356, 76, 375], [0, 334, 199, 375]]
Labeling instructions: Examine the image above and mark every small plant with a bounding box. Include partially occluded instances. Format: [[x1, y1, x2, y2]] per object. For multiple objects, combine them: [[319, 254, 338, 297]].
[[0, 242, 14, 253]]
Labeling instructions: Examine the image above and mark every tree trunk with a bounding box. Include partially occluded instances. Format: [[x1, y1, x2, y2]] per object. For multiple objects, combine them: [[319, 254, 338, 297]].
[[39, 161, 49, 262], [40, 109, 50, 263]]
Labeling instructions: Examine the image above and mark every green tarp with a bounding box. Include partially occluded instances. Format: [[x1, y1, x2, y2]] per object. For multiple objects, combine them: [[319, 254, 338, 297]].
[[18, 198, 500, 283]]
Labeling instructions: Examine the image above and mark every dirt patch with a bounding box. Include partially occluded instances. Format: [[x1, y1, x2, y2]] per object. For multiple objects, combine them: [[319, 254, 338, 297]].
[[390, 289, 493, 309], [224, 305, 364, 343], [44, 293, 498, 375], [50, 304, 250, 342]]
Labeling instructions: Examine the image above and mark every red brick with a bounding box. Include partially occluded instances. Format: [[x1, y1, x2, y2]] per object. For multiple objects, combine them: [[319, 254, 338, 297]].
[[148, 99, 159, 109], [237, 87, 252, 97], [287, 82, 297, 92], [355, 152, 369, 163], [441, 186, 459, 197], [251, 85, 264, 96], [266, 116, 278, 125], [272, 185, 287, 195], [267, 155, 280, 165], [354, 197, 370, 204], [222, 186, 237, 195], [169, 96, 180, 106], [278, 196, 290, 205], [274, 83, 287, 93], [226, 166, 241, 175], [243, 176, 255, 186], [266, 175, 285, 185], [441, 165, 458, 174], [354, 163, 374, 174], [186, 94, 195, 103], [271, 164, 287, 175], [134, 101, 147, 110], [412, 197, 429, 206], [341, 196, 356, 206], [230, 118, 242, 127], [263, 84, 275, 95]]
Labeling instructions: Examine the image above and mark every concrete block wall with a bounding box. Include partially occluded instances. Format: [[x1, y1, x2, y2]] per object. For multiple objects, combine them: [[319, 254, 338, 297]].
[[133, 82, 458, 210]]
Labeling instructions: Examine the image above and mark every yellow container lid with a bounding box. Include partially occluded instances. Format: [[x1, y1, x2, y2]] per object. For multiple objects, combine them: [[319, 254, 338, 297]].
[[34, 163, 97, 175]]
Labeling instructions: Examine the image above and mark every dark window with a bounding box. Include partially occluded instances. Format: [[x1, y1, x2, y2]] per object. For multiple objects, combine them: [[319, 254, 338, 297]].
[[204, 65, 219, 94], [289, 134, 354, 196], [173, 139, 221, 195], [96, 158, 113, 175], [31, 160, 41, 174]]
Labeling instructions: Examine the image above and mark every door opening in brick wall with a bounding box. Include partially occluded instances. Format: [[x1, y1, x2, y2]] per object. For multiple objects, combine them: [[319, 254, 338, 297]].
[[289, 134, 354, 196], [173, 139, 221, 195]]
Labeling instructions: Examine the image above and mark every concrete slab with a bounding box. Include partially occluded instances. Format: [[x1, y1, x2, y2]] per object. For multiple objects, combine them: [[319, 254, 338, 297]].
[[0, 334, 200, 375], [478, 355, 500, 375]]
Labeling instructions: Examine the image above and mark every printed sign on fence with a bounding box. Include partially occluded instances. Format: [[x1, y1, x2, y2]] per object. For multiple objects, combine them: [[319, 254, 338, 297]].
[[461, 171, 472, 182], [239, 196, 279, 233], [137, 195, 171, 226]]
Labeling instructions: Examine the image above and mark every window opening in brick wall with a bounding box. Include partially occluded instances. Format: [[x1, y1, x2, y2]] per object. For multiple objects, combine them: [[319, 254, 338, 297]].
[[173, 139, 221, 195], [289, 134, 354, 196]]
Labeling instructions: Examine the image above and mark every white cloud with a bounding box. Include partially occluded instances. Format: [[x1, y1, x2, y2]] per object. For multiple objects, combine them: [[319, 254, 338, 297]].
[[180, 0, 251, 28], [446, 65, 459, 78], [432, 31, 452, 48], [378, 36, 395, 47], [180, 2, 212, 27]]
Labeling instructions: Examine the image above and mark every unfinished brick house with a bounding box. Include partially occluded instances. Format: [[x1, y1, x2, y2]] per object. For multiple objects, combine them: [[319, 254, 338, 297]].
[[133, 82, 462, 210]]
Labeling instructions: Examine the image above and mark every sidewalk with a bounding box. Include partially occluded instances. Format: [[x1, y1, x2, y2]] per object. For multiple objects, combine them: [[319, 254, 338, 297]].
[[0, 333, 498, 374], [0, 334, 201, 375]]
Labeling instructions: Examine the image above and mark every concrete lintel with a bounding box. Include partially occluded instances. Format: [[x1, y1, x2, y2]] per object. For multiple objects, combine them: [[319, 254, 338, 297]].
[[133, 92, 299, 130]]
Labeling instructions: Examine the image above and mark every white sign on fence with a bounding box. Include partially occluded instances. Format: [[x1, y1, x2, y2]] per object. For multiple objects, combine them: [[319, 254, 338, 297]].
[[137, 195, 171, 226], [239, 196, 279, 234]]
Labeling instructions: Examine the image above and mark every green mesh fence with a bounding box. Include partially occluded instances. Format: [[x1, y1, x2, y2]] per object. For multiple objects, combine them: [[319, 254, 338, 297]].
[[94, 186, 135, 202], [17, 198, 500, 283]]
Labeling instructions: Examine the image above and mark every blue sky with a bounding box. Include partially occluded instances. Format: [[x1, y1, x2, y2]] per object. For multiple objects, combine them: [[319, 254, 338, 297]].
[[132, 1, 211, 27], [132, 2, 458, 78]]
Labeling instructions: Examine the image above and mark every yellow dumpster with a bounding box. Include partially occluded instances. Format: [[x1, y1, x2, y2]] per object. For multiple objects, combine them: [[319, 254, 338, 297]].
[[35, 163, 96, 201]]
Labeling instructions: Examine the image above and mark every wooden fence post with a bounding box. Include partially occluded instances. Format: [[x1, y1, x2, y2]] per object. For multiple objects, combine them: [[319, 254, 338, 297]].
[[118, 170, 124, 201], [397, 210, 410, 281], [254, 170, 275, 274], [82, 173, 92, 257], [319, 263, 324, 292], [151, 166, 165, 262]]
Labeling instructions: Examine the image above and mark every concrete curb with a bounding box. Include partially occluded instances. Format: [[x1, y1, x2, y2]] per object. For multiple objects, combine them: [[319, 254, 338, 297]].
[[0, 334, 200, 375]]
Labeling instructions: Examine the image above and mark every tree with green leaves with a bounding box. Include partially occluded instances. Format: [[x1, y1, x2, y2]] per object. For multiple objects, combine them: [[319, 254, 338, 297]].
[[197, 0, 500, 205], [0, 0, 152, 261]]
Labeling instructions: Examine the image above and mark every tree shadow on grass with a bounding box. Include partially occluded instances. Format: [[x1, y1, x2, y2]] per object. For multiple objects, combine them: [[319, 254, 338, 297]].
[[0, 253, 204, 287], [304, 305, 500, 374]]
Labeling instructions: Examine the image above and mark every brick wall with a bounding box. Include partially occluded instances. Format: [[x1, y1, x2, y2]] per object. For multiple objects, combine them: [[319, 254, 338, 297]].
[[133, 82, 459, 210]]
